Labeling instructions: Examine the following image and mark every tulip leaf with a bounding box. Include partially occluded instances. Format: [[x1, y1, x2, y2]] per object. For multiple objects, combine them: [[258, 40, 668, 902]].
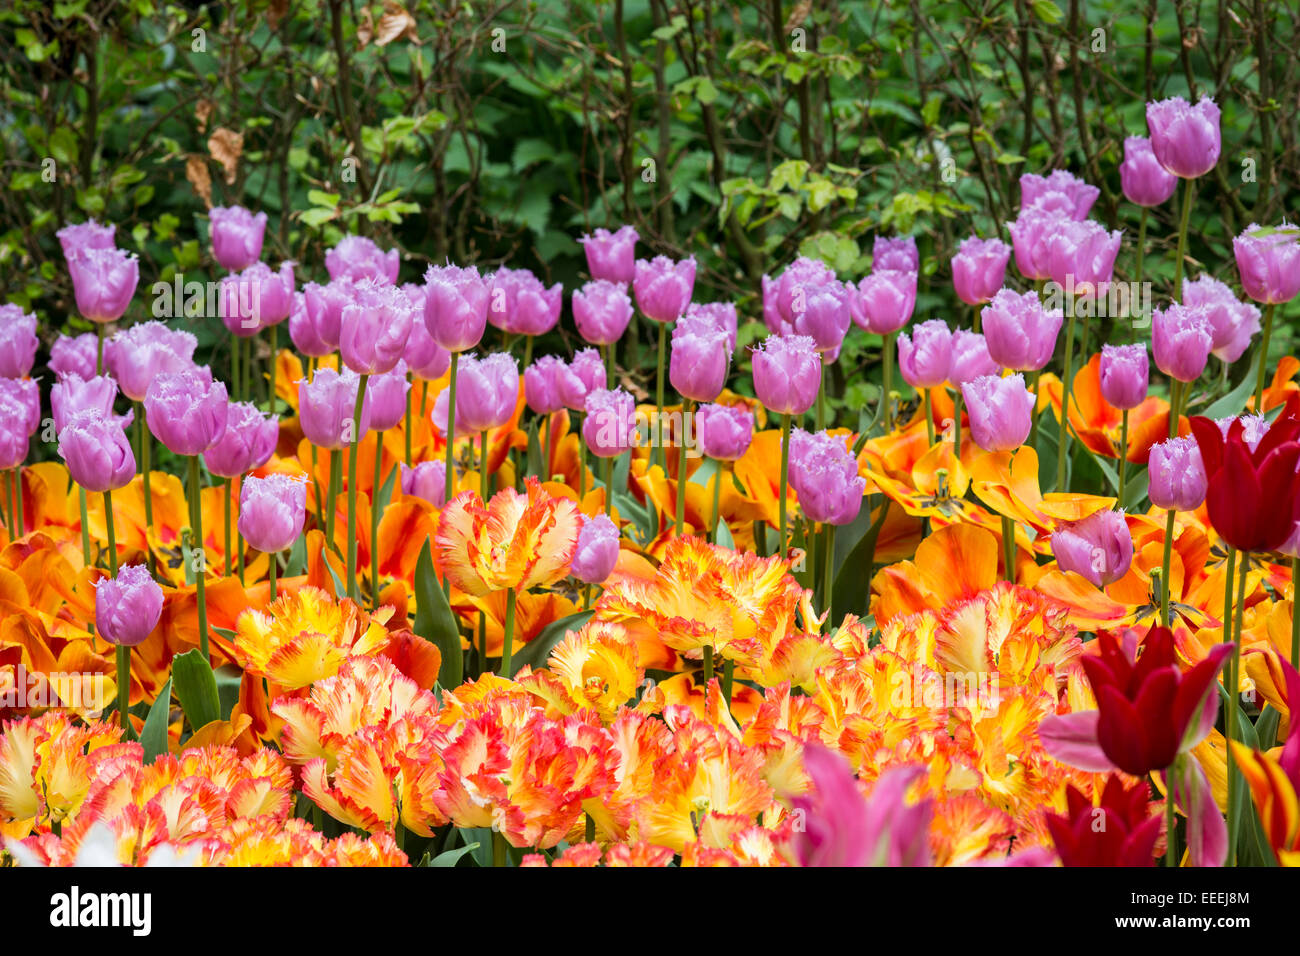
[[714, 514, 735, 549], [285, 534, 307, 577], [1255, 704, 1281, 750], [139, 677, 172, 764], [1216, 686, 1275, 866], [509, 609, 593, 677], [376, 461, 400, 514], [526, 420, 543, 479], [171, 649, 221, 732], [1201, 371, 1256, 420], [419, 842, 480, 867], [832, 497, 889, 618], [412, 539, 462, 689]]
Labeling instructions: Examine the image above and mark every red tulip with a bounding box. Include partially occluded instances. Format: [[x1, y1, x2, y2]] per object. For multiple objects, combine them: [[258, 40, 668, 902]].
[[1044, 775, 1162, 867]]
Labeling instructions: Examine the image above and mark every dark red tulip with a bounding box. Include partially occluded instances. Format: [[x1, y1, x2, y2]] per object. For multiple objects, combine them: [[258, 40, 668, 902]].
[[1190, 408, 1300, 553], [1082, 626, 1232, 776], [1044, 775, 1162, 867]]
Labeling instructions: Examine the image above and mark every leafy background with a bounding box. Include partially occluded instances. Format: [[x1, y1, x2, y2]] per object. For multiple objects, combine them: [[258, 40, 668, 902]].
[[2, 0, 1296, 438]]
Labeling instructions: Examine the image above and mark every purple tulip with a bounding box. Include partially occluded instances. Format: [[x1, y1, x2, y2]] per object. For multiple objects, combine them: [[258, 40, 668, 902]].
[[58, 409, 136, 492], [524, 355, 566, 415], [208, 206, 268, 272], [582, 388, 639, 457], [980, 289, 1063, 372], [219, 261, 295, 335], [1051, 509, 1134, 588], [752, 335, 820, 416], [487, 267, 562, 336], [67, 247, 139, 324], [669, 311, 732, 402], [0, 397, 28, 471], [683, 301, 738, 354], [400, 461, 447, 509], [94, 563, 163, 647], [287, 292, 329, 357], [1148, 436, 1207, 512], [0, 304, 39, 377], [853, 270, 917, 335], [572, 280, 634, 346], [1152, 304, 1213, 382], [201, 401, 279, 478], [557, 348, 607, 412], [403, 292, 452, 380], [570, 513, 620, 584], [788, 429, 866, 526], [1146, 96, 1221, 179], [56, 219, 116, 260], [897, 320, 952, 389], [366, 360, 412, 431], [633, 255, 695, 323], [49, 332, 99, 379], [1019, 170, 1100, 219], [1045, 219, 1123, 291], [1182, 275, 1261, 363], [238, 473, 308, 553], [105, 321, 198, 403], [300, 278, 356, 353], [298, 367, 371, 449], [339, 278, 415, 375], [580, 226, 638, 284], [1233, 222, 1300, 306], [1098, 344, 1149, 410], [1007, 207, 1070, 282], [143, 366, 229, 457], [951, 236, 1012, 305], [694, 402, 754, 461], [1216, 413, 1270, 452], [948, 331, 1000, 386], [1119, 137, 1178, 207], [424, 264, 490, 353], [872, 236, 919, 272], [325, 235, 400, 285], [961, 373, 1035, 451], [0, 377, 41, 438], [450, 352, 518, 433], [762, 258, 852, 354], [51, 373, 121, 433]]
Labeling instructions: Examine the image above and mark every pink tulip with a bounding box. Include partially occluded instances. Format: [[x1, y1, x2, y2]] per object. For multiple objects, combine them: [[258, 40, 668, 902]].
[[51, 373, 121, 433], [143, 367, 229, 457], [1098, 344, 1149, 410], [1146, 96, 1221, 179], [788, 429, 865, 526], [0, 304, 39, 377], [1007, 207, 1070, 282], [297, 367, 371, 449], [424, 264, 490, 353], [683, 301, 738, 353], [948, 330, 1000, 386], [633, 255, 695, 323], [872, 235, 919, 272], [1148, 436, 1207, 512], [557, 348, 607, 412], [1051, 509, 1134, 588], [980, 289, 1063, 372], [106, 321, 198, 403], [579, 225, 638, 284], [450, 352, 518, 433], [58, 409, 136, 492], [1182, 275, 1261, 363], [56, 219, 116, 260], [339, 278, 415, 375], [525, 355, 567, 416], [1019, 170, 1100, 219], [1119, 137, 1178, 207], [238, 473, 308, 553], [403, 291, 452, 380], [1233, 222, 1300, 305], [951, 235, 1011, 305], [94, 564, 163, 647], [208, 206, 268, 272], [400, 461, 447, 508], [897, 320, 952, 390], [48, 332, 99, 380], [1045, 219, 1122, 291], [0, 377, 41, 438], [752, 334, 820, 416], [853, 270, 917, 335], [1152, 304, 1213, 382], [220, 261, 295, 335], [669, 311, 732, 402], [572, 280, 634, 346], [68, 247, 139, 324], [300, 278, 356, 353], [694, 402, 753, 462], [961, 373, 1034, 451], [570, 513, 620, 584], [325, 235, 400, 284], [582, 388, 639, 457], [202, 401, 279, 478], [488, 267, 562, 336], [366, 361, 412, 431]]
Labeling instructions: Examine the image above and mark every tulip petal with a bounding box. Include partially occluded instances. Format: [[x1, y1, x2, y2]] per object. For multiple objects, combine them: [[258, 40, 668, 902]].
[[1037, 711, 1117, 772]]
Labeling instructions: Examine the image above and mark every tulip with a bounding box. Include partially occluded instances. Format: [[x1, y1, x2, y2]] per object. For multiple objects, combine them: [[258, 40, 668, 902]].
[[695, 402, 753, 462], [144, 367, 228, 457], [51, 373, 121, 433], [219, 261, 295, 335], [633, 255, 695, 324], [365, 360, 411, 432], [1146, 96, 1221, 180], [208, 206, 268, 272], [897, 320, 952, 390], [1215, 412, 1270, 451], [403, 302, 452, 380], [1051, 508, 1133, 588], [961, 373, 1034, 452], [1045, 219, 1123, 292], [853, 269, 917, 336], [105, 321, 198, 403], [300, 278, 355, 354], [0, 396, 27, 472], [338, 278, 414, 376], [1149, 437, 1207, 523], [979, 289, 1062, 373], [56, 219, 116, 259], [669, 311, 731, 403], [450, 352, 517, 434], [424, 265, 490, 353], [1120, 136, 1178, 208], [1152, 303, 1212, 384], [0, 377, 40, 441], [48, 332, 99, 380], [762, 258, 852, 353], [58, 409, 136, 494], [202, 401, 278, 478], [287, 291, 329, 357], [1099, 343, 1149, 410], [572, 280, 634, 347], [570, 513, 620, 584], [948, 331, 999, 384], [557, 348, 607, 413], [0, 304, 38, 378], [791, 745, 932, 867], [1233, 222, 1300, 409], [951, 235, 1011, 307], [582, 388, 638, 458], [400, 460, 446, 509], [579, 225, 638, 283], [68, 247, 139, 324], [239, 473, 308, 598], [788, 429, 865, 527], [1044, 776, 1162, 867], [1019, 169, 1100, 219], [684, 302, 738, 354], [325, 235, 400, 285], [487, 267, 562, 338], [525, 355, 566, 416], [872, 235, 919, 272], [1181, 275, 1260, 364], [752, 334, 820, 418], [95, 561, 164, 732], [1007, 207, 1069, 282]]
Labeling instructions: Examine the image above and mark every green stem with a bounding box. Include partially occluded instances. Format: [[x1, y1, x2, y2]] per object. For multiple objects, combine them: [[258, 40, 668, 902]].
[[1001, 514, 1016, 584], [236, 475, 245, 586], [326, 451, 341, 552], [78, 484, 92, 566], [1172, 177, 1194, 303], [1029, 369, 1042, 448], [1168, 379, 1182, 439], [604, 343, 615, 390], [224, 478, 232, 577], [189, 455, 210, 661], [103, 490, 118, 576], [1164, 759, 1178, 868], [500, 587, 517, 677], [96, 323, 104, 374], [710, 464, 722, 543], [523, 335, 534, 369], [4, 470, 14, 537], [881, 332, 895, 431], [443, 351, 460, 525], [1160, 508, 1176, 627], [116, 643, 131, 736], [12, 469, 22, 537], [1226, 548, 1248, 867], [823, 524, 835, 626], [372, 429, 384, 608], [1253, 303, 1277, 412], [923, 389, 935, 447], [816, 363, 826, 431], [1057, 308, 1078, 490], [721, 658, 734, 708], [703, 644, 714, 683], [346, 374, 369, 602], [603, 455, 613, 517], [268, 323, 278, 413], [778, 413, 792, 560], [1118, 409, 1129, 505], [137, 406, 153, 574], [493, 829, 508, 868], [675, 399, 692, 536], [269, 551, 278, 601], [952, 392, 962, 461], [577, 412, 587, 503], [655, 321, 667, 472], [1135, 207, 1148, 343], [480, 429, 489, 500]]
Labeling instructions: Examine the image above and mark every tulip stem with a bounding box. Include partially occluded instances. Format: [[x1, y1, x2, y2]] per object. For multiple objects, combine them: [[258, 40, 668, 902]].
[[523, 335, 534, 369], [1118, 409, 1129, 506], [1001, 514, 1016, 584], [951, 392, 962, 461], [778, 413, 792, 561], [443, 352, 460, 573], [703, 644, 714, 684], [1167, 379, 1182, 439], [604, 343, 615, 390], [1056, 309, 1078, 491], [346, 373, 369, 602], [115, 644, 131, 737], [1226, 547, 1249, 867], [1172, 177, 1194, 303], [224, 479, 232, 577], [78, 484, 92, 568], [603, 455, 613, 517], [404, 373, 413, 467], [12, 470, 23, 537], [721, 658, 734, 710], [4, 470, 14, 538], [1253, 303, 1276, 412], [577, 412, 587, 504], [923, 389, 935, 447], [1160, 509, 1176, 627], [479, 430, 489, 500], [675, 399, 692, 537], [138, 406, 155, 576], [96, 323, 104, 374], [1164, 761, 1178, 868], [881, 332, 896, 431], [269, 552, 278, 602], [103, 490, 118, 576], [654, 321, 667, 472], [268, 323, 278, 414], [326, 451, 341, 551], [235, 475, 246, 586], [816, 364, 826, 431], [710, 465, 722, 543], [372, 429, 384, 609], [188, 455, 210, 661], [1134, 208, 1148, 340], [1029, 369, 1042, 448], [500, 587, 517, 677], [1291, 556, 1299, 670], [823, 524, 835, 627]]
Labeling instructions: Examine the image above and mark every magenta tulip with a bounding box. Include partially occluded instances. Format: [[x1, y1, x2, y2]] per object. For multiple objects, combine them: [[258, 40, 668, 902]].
[[1233, 223, 1300, 306], [951, 236, 1012, 305], [579, 226, 638, 283], [570, 513, 620, 584], [424, 264, 490, 353], [557, 348, 607, 412], [298, 368, 371, 449], [339, 278, 415, 375], [56, 219, 116, 259], [961, 373, 1035, 451], [1020, 170, 1101, 219], [488, 267, 562, 336], [980, 289, 1063, 372], [238, 473, 308, 553], [582, 388, 639, 457], [1148, 436, 1207, 512], [788, 429, 866, 526], [695, 402, 754, 462], [1146, 96, 1221, 179], [208, 206, 268, 272], [58, 409, 136, 492], [524, 355, 566, 416], [1098, 344, 1149, 410], [898, 320, 953, 390], [48, 332, 99, 380], [683, 301, 738, 353], [854, 270, 917, 335], [1152, 304, 1213, 382], [144, 367, 228, 456], [572, 280, 634, 346], [1120, 137, 1178, 207], [106, 321, 198, 403], [201, 401, 279, 478], [67, 247, 139, 324], [872, 235, 919, 272], [752, 335, 820, 416], [1182, 275, 1261, 363], [95, 564, 163, 647], [669, 311, 732, 402], [1051, 509, 1134, 588], [366, 360, 412, 431], [633, 255, 695, 323], [325, 235, 400, 284], [400, 461, 447, 509]]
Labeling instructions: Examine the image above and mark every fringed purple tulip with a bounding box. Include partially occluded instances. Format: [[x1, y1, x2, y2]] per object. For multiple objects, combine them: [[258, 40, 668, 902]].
[[951, 236, 1012, 305], [788, 429, 866, 526], [752, 335, 820, 416], [366, 360, 412, 431], [570, 513, 620, 584], [298, 367, 370, 449], [1019, 169, 1100, 219], [48, 332, 99, 380], [488, 267, 562, 336], [948, 330, 1000, 386], [1182, 275, 1261, 363], [208, 206, 268, 272], [1051, 509, 1134, 588], [1120, 137, 1178, 207], [300, 278, 355, 353], [695, 402, 754, 461], [51, 373, 121, 433], [557, 348, 607, 412], [451, 353, 518, 433], [0, 377, 40, 438], [1098, 344, 1149, 410], [898, 320, 952, 390], [579, 225, 638, 284], [1152, 304, 1213, 382], [94, 564, 163, 647], [424, 264, 490, 353], [853, 270, 917, 335], [1008, 207, 1069, 282], [58, 409, 136, 492], [524, 355, 566, 415], [67, 247, 139, 324], [0, 305, 38, 377], [56, 219, 116, 259], [1146, 96, 1221, 179], [582, 388, 639, 457], [961, 373, 1035, 451], [201, 401, 279, 478], [238, 473, 308, 553], [220, 261, 295, 335], [1148, 436, 1207, 512], [144, 367, 228, 456], [669, 311, 732, 402], [572, 280, 634, 346], [339, 278, 414, 375], [872, 235, 919, 272], [325, 235, 400, 284], [980, 289, 1063, 372], [400, 461, 447, 508], [683, 301, 738, 353], [106, 321, 198, 403], [633, 255, 695, 323], [1045, 219, 1123, 291], [1233, 222, 1300, 305]]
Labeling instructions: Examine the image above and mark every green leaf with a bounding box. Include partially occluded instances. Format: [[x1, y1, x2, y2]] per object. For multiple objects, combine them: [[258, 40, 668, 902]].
[[139, 678, 172, 764], [307, 189, 340, 208], [1201, 370, 1256, 420], [421, 842, 480, 867], [171, 649, 221, 731], [1256, 704, 1281, 750], [412, 540, 463, 689], [509, 610, 593, 677], [715, 514, 735, 549], [285, 534, 307, 577], [832, 499, 889, 618], [1030, 0, 1064, 23]]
